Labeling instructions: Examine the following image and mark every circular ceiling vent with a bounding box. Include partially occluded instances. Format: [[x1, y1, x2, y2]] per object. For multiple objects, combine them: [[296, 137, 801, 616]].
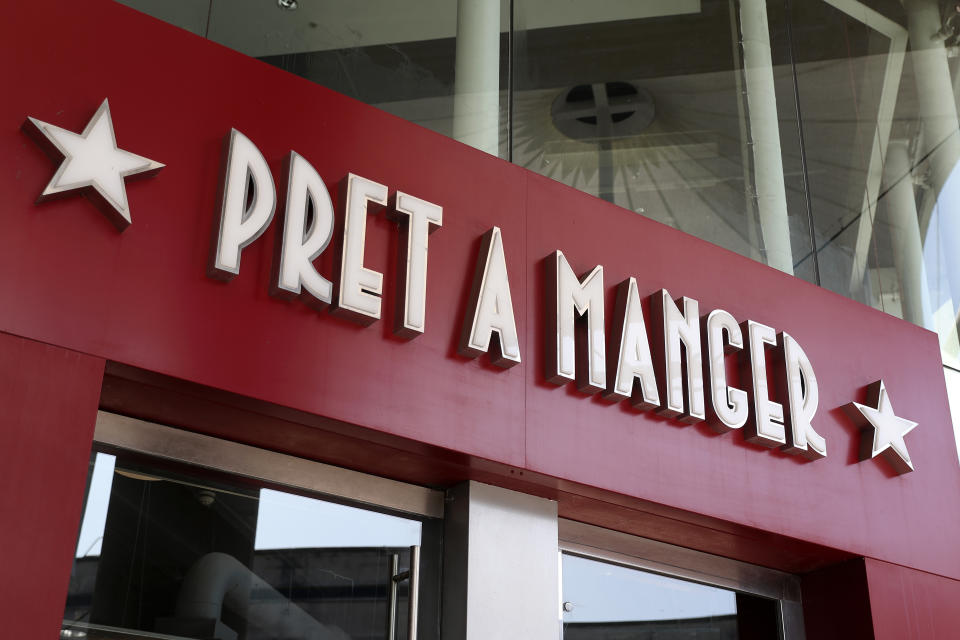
[[550, 81, 655, 141]]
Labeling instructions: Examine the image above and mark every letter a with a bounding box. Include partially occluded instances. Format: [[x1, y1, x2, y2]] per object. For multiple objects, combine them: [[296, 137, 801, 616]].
[[458, 227, 521, 367]]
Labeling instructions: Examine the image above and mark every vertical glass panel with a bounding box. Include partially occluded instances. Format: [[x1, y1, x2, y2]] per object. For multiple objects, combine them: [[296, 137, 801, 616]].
[[943, 365, 960, 464], [63, 450, 437, 640], [561, 553, 781, 639], [74, 452, 116, 559], [512, 0, 815, 280], [786, 0, 907, 306], [118, 0, 511, 157], [791, 0, 960, 365]]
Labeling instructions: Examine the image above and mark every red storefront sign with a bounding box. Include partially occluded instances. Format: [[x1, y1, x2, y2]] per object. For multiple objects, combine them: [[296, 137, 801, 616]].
[[2, 0, 959, 598]]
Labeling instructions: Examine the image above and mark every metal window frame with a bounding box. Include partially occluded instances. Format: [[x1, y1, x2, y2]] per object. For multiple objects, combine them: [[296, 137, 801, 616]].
[[93, 410, 444, 519], [559, 518, 805, 639]]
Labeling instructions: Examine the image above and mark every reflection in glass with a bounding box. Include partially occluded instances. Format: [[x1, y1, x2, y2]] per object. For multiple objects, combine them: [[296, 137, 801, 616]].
[[119, 0, 509, 156], [561, 553, 781, 639], [787, 0, 960, 373], [63, 451, 435, 640], [513, 0, 814, 278], [925, 171, 960, 368]]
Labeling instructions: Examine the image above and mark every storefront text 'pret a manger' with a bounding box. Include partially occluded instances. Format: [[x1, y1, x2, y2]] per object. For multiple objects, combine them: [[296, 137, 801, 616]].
[[20, 98, 920, 478], [202, 127, 916, 475]]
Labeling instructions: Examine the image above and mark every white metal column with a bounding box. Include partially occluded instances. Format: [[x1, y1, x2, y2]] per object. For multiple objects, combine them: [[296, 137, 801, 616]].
[[904, 0, 960, 311], [905, 0, 960, 198], [442, 481, 559, 640], [739, 0, 794, 275], [453, 0, 501, 155], [884, 140, 929, 326]]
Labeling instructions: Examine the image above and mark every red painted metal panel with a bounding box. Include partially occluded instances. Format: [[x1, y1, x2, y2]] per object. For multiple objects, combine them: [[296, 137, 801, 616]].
[[0, 0, 958, 583], [0, 333, 104, 637], [865, 558, 960, 640]]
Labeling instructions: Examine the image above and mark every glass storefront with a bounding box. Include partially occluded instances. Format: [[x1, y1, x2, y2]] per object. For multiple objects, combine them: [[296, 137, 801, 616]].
[[62, 416, 805, 639], [62, 420, 442, 640]]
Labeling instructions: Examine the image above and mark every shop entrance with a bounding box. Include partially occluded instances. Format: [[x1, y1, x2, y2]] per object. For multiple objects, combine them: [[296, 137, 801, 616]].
[[61, 413, 444, 640]]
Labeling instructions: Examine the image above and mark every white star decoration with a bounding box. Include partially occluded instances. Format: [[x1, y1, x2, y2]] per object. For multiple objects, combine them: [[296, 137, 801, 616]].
[[843, 380, 918, 475], [23, 98, 163, 230]]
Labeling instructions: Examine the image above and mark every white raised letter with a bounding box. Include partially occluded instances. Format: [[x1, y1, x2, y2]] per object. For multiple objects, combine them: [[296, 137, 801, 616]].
[[274, 151, 334, 305], [545, 251, 605, 393], [209, 129, 276, 278], [391, 192, 443, 338], [703, 309, 748, 432], [780, 332, 825, 459], [334, 173, 388, 324], [458, 227, 520, 367], [602, 278, 659, 409], [651, 290, 704, 423], [741, 320, 786, 446]]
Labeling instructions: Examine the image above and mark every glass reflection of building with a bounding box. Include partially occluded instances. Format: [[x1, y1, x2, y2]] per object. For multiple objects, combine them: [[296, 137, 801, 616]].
[[64, 450, 435, 640], [560, 553, 780, 640], [117, 0, 960, 460]]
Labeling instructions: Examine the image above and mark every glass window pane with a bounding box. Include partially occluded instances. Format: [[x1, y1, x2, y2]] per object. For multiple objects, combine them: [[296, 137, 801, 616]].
[[118, 0, 510, 157], [561, 553, 781, 639], [513, 0, 816, 280], [254, 489, 421, 550], [63, 449, 435, 640], [791, 0, 960, 364]]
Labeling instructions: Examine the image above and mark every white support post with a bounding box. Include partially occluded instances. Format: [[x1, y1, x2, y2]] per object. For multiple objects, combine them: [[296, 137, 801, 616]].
[[884, 140, 928, 326], [739, 0, 794, 275], [904, 0, 960, 310], [905, 0, 960, 197], [442, 481, 559, 640], [453, 0, 501, 156]]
